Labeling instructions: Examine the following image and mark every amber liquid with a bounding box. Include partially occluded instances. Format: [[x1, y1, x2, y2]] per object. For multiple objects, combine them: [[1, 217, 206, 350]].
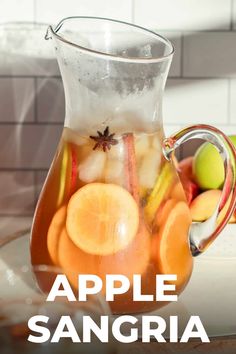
[[31, 128, 193, 314]]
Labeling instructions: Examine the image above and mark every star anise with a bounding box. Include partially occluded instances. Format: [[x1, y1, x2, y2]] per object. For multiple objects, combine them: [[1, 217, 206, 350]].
[[90, 126, 118, 152]]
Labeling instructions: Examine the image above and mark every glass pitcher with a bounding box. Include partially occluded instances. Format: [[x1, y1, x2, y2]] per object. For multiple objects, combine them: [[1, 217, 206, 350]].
[[31, 17, 236, 315]]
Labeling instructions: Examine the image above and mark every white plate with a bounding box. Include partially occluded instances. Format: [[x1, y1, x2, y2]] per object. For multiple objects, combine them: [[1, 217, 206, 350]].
[[0, 227, 236, 337]]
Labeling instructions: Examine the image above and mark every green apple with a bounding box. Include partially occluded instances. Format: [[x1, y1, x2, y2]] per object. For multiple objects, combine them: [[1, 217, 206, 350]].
[[193, 135, 236, 190]]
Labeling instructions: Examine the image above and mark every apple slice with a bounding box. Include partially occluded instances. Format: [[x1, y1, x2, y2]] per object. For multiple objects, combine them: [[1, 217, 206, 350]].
[[190, 189, 236, 223], [145, 162, 175, 224], [57, 142, 78, 207], [57, 143, 69, 207]]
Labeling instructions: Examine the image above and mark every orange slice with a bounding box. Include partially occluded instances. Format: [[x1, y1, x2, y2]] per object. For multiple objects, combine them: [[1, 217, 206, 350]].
[[157, 198, 178, 227], [58, 224, 150, 291], [66, 183, 139, 255], [158, 201, 193, 287], [47, 206, 67, 264]]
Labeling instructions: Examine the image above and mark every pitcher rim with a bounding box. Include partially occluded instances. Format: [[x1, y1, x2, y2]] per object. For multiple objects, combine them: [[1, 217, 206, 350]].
[[46, 16, 174, 64]]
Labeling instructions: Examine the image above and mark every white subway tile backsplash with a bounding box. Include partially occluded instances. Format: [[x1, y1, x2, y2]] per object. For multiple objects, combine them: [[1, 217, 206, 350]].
[[163, 79, 228, 125], [0, 23, 59, 76], [0, 172, 34, 215], [0, 78, 34, 122], [183, 32, 236, 78], [0, 125, 62, 169], [158, 31, 181, 77], [35, 0, 132, 24], [0, 0, 34, 23], [134, 0, 231, 30], [36, 78, 64, 122], [230, 80, 236, 124]]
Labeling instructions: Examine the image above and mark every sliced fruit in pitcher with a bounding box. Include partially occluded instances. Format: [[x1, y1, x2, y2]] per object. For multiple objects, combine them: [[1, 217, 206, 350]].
[[57, 142, 78, 207], [138, 148, 161, 190], [57, 143, 69, 206], [47, 205, 67, 264], [145, 162, 174, 224], [157, 201, 192, 286], [66, 183, 139, 255], [58, 224, 150, 291]]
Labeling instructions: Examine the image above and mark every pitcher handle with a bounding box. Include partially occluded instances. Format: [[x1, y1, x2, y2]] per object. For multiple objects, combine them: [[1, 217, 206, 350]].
[[163, 124, 236, 256]]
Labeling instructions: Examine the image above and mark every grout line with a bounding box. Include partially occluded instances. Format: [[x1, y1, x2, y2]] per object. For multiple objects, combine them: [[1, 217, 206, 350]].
[[0, 168, 48, 172], [0, 75, 61, 79], [0, 213, 34, 217]]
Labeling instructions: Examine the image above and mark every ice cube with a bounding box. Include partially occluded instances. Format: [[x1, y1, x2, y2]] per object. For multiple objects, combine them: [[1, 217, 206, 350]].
[[135, 134, 150, 157], [79, 150, 106, 183], [138, 148, 161, 189], [152, 134, 161, 152], [104, 159, 124, 185]]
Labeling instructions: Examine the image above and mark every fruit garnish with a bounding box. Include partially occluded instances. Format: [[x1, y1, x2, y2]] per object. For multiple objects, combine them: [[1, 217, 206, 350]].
[[192, 136, 236, 190], [57, 143, 69, 207], [58, 228, 96, 289], [178, 157, 194, 180], [47, 205, 67, 264], [177, 156, 199, 204], [190, 189, 236, 223], [170, 182, 188, 202], [66, 183, 139, 255], [145, 162, 174, 224], [90, 126, 118, 152], [156, 201, 192, 286], [123, 133, 139, 203], [58, 224, 150, 293], [57, 143, 78, 207], [156, 198, 177, 228], [178, 177, 199, 205]]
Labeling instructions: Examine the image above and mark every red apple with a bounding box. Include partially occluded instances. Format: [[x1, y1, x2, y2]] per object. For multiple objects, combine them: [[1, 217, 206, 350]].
[[178, 157, 199, 205]]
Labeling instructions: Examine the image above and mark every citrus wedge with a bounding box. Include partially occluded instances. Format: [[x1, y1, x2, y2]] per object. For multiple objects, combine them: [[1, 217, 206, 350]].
[[66, 183, 139, 255], [47, 205, 67, 264], [158, 201, 193, 286]]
